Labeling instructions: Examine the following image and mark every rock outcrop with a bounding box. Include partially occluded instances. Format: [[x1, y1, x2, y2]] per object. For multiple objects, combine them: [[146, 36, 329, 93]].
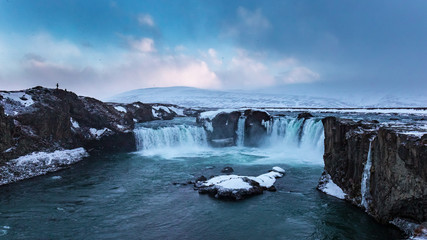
[[0, 87, 139, 162], [197, 109, 272, 147], [194, 166, 285, 200], [244, 110, 271, 147], [321, 116, 427, 227]]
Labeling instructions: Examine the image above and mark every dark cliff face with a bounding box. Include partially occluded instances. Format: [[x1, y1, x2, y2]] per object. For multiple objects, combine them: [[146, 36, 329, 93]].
[[198, 110, 271, 147], [211, 111, 241, 143], [0, 87, 158, 161], [244, 110, 271, 147], [371, 129, 427, 224], [322, 116, 427, 224]]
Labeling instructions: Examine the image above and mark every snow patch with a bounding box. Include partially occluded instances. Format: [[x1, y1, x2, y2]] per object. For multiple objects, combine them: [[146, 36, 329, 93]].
[[248, 171, 283, 188], [318, 173, 346, 199], [151, 109, 159, 118], [3, 147, 14, 153], [0, 148, 88, 186], [114, 106, 127, 113], [70, 117, 80, 129], [272, 166, 286, 174], [204, 175, 252, 190], [0, 92, 34, 107], [200, 166, 284, 189], [14, 148, 88, 166], [168, 106, 185, 116], [199, 109, 237, 120], [153, 105, 170, 113], [89, 128, 111, 139]]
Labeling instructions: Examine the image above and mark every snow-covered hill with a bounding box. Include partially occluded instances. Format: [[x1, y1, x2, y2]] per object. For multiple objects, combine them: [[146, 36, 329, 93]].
[[107, 87, 353, 108], [106, 86, 426, 108]]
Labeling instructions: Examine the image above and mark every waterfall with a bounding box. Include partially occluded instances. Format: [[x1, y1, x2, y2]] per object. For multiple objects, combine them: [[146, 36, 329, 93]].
[[134, 125, 208, 151], [236, 116, 246, 147], [266, 117, 324, 152], [260, 117, 325, 165], [361, 139, 374, 210]]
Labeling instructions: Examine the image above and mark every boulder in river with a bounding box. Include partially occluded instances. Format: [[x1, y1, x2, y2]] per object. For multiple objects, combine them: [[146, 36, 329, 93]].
[[194, 167, 285, 200]]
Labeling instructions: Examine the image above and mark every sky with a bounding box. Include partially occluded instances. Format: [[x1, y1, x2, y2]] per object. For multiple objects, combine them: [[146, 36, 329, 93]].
[[0, 0, 426, 100]]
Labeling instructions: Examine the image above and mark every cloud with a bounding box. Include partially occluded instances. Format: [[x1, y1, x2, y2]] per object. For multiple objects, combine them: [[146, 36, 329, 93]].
[[237, 7, 270, 30], [207, 48, 222, 65], [0, 32, 221, 98], [223, 7, 271, 38], [217, 48, 275, 88], [174, 45, 186, 52], [0, 31, 319, 98], [277, 67, 320, 84], [127, 37, 156, 53], [138, 14, 155, 27]]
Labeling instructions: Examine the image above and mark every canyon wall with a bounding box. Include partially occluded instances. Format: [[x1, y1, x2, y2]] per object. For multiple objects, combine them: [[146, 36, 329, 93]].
[[322, 117, 427, 225]]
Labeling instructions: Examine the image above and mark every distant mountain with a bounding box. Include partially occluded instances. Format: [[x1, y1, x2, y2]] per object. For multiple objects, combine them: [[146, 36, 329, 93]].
[[106, 86, 353, 108], [106, 86, 426, 108]]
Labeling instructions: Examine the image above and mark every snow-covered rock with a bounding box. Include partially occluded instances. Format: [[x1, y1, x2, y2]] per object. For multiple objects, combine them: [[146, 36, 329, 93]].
[[317, 172, 347, 200], [0, 148, 88, 186], [194, 166, 285, 200]]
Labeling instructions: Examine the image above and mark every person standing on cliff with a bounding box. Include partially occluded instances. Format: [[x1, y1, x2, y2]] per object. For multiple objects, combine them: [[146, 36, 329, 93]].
[[56, 83, 59, 89]]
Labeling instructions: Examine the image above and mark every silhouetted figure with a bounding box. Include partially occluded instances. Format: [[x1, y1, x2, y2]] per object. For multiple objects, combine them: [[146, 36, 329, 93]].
[[56, 83, 59, 89]]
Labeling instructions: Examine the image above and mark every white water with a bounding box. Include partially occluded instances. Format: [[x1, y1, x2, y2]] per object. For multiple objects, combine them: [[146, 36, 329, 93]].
[[259, 117, 324, 165], [361, 140, 374, 210], [236, 116, 246, 147], [134, 116, 325, 165], [134, 125, 209, 157]]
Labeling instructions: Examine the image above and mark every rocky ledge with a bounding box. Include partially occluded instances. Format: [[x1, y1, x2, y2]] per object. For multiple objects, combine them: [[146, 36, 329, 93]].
[[197, 109, 271, 147], [0, 87, 187, 185], [320, 116, 427, 237], [194, 166, 285, 200]]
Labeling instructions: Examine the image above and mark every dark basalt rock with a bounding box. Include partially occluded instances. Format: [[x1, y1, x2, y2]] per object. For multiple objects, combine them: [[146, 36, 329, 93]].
[[211, 111, 241, 144], [244, 110, 271, 147], [221, 167, 234, 173], [0, 87, 155, 163], [297, 112, 313, 119], [195, 175, 207, 182], [321, 116, 427, 225]]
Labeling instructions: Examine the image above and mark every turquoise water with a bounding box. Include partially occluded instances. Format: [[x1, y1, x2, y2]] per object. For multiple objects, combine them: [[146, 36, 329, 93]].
[[0, 149, 402, 239]]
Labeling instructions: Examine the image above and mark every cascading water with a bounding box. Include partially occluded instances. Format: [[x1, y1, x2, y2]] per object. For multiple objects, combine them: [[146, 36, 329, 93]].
[[134, 125, 208, 152], [236, 116, 246, 147], [265, 117, 324, 152], [133, 115, 324, 164], [259, 117, 325, 165], [361, 139, 374, 210]]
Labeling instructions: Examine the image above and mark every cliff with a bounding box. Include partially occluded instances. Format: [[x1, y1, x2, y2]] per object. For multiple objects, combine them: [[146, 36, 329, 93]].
[[0, 87, 184, 184], [321, 117, 427, 227]]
